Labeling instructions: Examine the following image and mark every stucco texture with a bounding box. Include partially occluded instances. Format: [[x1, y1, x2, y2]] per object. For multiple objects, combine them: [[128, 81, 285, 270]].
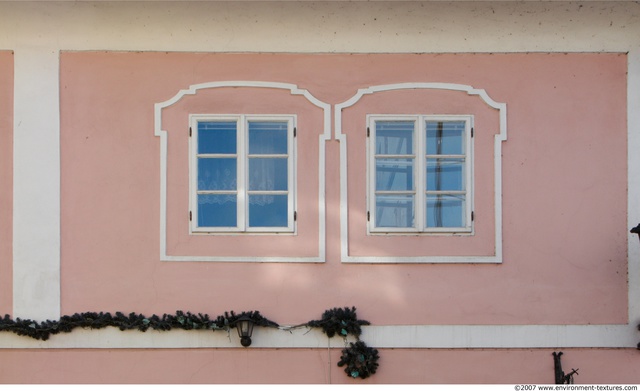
[[59, 52, 627, 327], [0, 348, 638, 384]]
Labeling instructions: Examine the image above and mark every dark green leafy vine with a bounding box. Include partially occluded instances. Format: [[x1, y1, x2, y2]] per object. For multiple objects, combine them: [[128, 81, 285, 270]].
[[0, 310, 277, 341], [1, 307, 378, 380], [305, 307, 379, 380], [338, 341, 380, 379], [305, 306, 370, 338]]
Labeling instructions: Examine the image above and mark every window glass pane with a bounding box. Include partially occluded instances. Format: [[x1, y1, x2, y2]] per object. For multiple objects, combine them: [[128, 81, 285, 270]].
[[198, 194, 237, 227], [198, 158, 237, 191], [426, 121, 465, 155], [426, 194, 465, 228], [248, 158, 288, 191], [375, 121, 414, 155], [376, 158, 414, 191], [198, 121, 237, 154], [426, 158, 465, 191], [248, 195, 288, 227], [248, 121, 288, 154], [375, 195, 414, 228]]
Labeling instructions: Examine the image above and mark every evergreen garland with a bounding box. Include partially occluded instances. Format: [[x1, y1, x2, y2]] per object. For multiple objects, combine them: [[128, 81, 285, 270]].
[[0, 310, 277, 341], [305, 307, 379, 380], [0, 307, 379, 380], [337, 341, 380, 379], [305, 306, 370, 338]]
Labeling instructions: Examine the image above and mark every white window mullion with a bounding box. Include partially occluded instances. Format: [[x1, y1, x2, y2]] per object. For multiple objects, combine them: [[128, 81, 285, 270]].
[[416, 117, 426, 231], [190, 114, 295, 234], [368, 116, 376, 231], [237, 116, 247, 231], [189, 117, 198, 233], [367, 117, 374, 232], [465, 118, 473, 230], [288, 117, 296, 231], [368, 114, 473, 234], [368, 116, 419, 233]]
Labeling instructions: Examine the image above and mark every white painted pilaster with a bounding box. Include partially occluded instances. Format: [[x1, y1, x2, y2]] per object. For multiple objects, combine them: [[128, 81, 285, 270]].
[[13, 47, 60, 320], [628, 47, 640, 326]]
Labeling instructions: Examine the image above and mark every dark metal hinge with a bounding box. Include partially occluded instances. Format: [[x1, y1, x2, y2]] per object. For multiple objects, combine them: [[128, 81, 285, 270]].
[[471, 211, 474, 221], [189, 127, 192, 137], [294, 211, 297, 221], [471, 127, 474, 138], [189, 211, 192, 221], [367, 211, 370, 221], [367, 127, 370, 137], [294, 127, 297, 137]]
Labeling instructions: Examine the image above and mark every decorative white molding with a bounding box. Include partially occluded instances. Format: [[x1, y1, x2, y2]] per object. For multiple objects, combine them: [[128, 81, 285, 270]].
[[335, 83, 507, 264], [154, 81, 331, 262], [0, 323, 636, 349], [0, 326, 355, 349]]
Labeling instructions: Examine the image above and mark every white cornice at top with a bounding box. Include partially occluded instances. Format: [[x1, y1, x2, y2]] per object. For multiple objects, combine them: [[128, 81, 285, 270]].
[[1, 0, 638, 2], [0, 2, 638, 53]]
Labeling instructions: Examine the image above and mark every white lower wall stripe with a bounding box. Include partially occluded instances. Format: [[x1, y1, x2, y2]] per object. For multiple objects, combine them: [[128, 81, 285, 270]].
[[0, 324, 636, 349]]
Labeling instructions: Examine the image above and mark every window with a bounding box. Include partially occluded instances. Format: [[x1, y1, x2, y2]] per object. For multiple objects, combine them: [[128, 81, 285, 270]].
[[368, 115, 473, 234], [189, 115, 296, 233]]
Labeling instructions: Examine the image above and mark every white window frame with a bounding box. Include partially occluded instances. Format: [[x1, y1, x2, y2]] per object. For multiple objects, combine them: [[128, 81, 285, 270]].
[[367, 114, 473, 235], [189, 114, 296, 234]]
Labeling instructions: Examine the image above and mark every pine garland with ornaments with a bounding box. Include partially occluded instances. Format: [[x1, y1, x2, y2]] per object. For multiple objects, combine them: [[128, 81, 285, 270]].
[[0, 306, 379, 380]]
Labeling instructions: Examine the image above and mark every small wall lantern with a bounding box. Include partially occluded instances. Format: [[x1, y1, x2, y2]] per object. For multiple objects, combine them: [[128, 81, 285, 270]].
[[235, 316, 255, 347], [632, 224, 640, 243]]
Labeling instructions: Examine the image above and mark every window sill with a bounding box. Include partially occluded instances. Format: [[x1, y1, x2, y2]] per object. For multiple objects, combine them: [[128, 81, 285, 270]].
[[367, 229, 473, 236], [189, 231, 298, 236]]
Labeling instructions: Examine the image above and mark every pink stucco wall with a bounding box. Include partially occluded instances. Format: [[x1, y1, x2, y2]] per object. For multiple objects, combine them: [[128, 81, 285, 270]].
[[58, 52, 627, 327], [0, 348, 637, 384], [0, 51, 13, 316]]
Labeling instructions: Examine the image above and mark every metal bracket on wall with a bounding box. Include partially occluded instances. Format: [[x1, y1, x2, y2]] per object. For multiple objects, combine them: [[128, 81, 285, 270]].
[[553, 351, 578, 384]]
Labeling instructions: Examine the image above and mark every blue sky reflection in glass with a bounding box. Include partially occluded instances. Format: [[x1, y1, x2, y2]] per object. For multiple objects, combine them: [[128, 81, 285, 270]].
[[425, 121, 466, 228], [375, 121, 415, 228], [197, 121, 238, 228], [248, 121, 289, 228]]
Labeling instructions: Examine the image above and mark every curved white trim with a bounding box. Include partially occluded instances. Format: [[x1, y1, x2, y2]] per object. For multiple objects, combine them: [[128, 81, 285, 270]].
[[154, 81, 331, 262], [335, 83, 507, 264]]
